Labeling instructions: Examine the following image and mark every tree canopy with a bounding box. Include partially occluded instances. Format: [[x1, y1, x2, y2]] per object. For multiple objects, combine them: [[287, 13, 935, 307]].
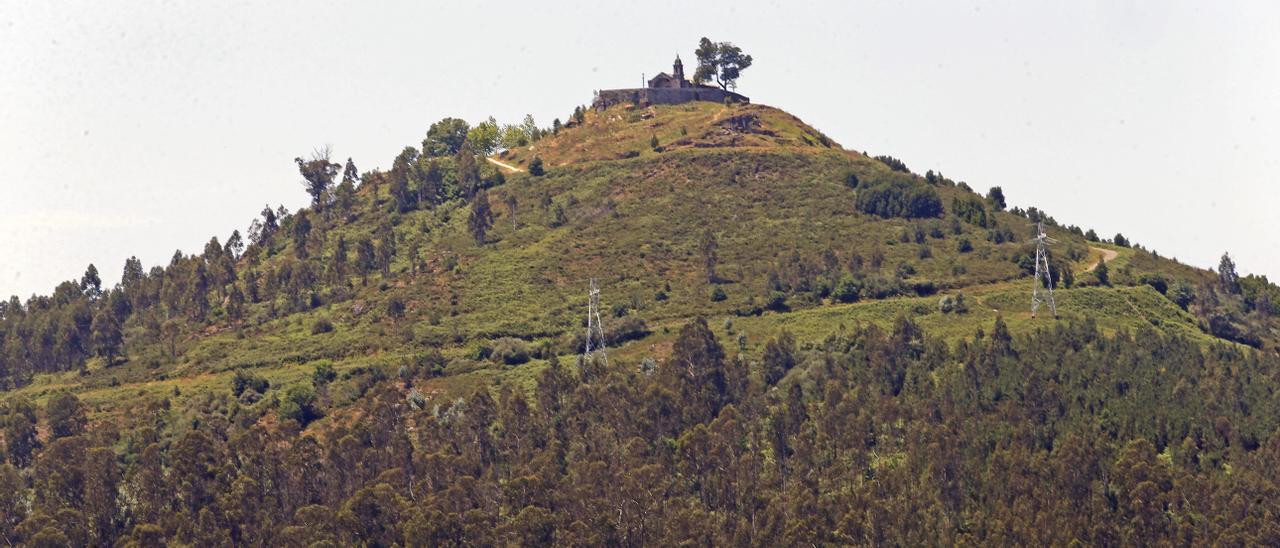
[[422, 117, 470, 157], [693, 37, 753, 91]]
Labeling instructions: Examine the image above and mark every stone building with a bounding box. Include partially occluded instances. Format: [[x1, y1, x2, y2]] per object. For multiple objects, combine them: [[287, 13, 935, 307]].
[[593, 55, 749, 109]]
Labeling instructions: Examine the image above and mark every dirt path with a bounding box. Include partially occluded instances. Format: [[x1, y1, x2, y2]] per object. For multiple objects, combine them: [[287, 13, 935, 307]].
[[1085, 246, 1119, 272], [486, 157, 524, 173]]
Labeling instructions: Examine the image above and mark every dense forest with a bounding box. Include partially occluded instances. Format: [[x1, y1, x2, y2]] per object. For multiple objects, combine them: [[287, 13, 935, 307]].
[[3, 100, 1280, 545], [3, 317, 1280, 545]]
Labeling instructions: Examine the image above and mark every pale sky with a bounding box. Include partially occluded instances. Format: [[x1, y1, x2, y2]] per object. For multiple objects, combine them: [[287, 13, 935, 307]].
[[2, 1, 1278, 298]]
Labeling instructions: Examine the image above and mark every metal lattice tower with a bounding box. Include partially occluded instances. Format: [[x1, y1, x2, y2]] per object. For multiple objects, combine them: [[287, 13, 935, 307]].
[[583, 278, 609, 367], [1031, 221, 1058, 318]]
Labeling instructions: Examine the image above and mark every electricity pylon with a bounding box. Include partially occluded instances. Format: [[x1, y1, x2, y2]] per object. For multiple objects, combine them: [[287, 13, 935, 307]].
[[1031, 221, 1058, 318], [583, 278, 609, 367]]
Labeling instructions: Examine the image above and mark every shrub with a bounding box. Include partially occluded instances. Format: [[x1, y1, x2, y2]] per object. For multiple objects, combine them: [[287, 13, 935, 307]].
[[833, 275, 861, 303], [1168, 282, 1195, 310], [1113, 233, 1129, 247], [231, 370, 269, 397], [951, 195, 990, 227], [278, 384, 321, 426], [607, 316, 650, 345], [912, 280, 938, 296], [490, 337, 531, 365], [549, 205, 568, 228], [939, 293, 969, 314], [415, 349, 448, 377], [842, 170, 860, 189], [312, 361, 337, 385], [310, 317, 334, 335], [855, 177, 943, 219], [710, 286, 727, 302], [811, 277, 832, 300], [1139, 273, 1168, 295], [863, 275, 903, 299], [956, 238, 973, 253], [470, 343, 493, 361], [1094, 259, 1110, 286], [765, 291, 789, 312], [386, 296, 406, 319], [529, 156, 545, 176]]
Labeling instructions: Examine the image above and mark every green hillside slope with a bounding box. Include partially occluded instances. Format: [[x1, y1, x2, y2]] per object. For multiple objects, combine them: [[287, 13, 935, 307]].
[[1, 101, 1273, 419], [1, 100, 1279, 545]]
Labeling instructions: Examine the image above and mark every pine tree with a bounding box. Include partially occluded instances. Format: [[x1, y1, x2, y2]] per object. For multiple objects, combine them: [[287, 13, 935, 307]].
[[81, 264, 101, 298], [1218, 252, 1240, 294], [342, 157, 359, 185]]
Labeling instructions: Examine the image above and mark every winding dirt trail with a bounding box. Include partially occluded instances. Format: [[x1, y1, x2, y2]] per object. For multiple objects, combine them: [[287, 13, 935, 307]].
[[486, 157, 524, 173], [1086, 246, 1119, 272]]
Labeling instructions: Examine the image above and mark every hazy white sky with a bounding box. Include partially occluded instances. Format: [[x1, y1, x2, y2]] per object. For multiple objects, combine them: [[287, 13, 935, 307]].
[[2, 1, 1278, 298]]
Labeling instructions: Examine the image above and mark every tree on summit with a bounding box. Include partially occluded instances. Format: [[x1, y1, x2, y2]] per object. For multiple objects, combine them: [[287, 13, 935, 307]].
[[693, 37, 753, 91], [295, 146, 341, 210], [423, 117, 470, 157], [342, 157, 360, 186]]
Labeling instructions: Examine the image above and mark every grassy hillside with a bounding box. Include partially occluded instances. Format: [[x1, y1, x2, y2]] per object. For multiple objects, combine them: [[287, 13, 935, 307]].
[[2, 101, 1266, 426], [3, 99, 1280, 546]]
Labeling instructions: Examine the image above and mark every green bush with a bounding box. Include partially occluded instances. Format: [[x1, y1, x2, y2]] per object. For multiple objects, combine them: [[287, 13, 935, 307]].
[[710, 286, 727, 302], [939, 293, 969, 314], [842, 170, 860, 189], [232, 370, 269, 397], [278, 384, 321, 426], [529, 156, 545, 176], [951, 195, 990, 227], [490, 337, 531, 365], [765, 291, 789, 312], [310, 317, 334, 335], [1168, 281, 1195, 310], [607, 316, 650, 345], [386, 297, 406, 319], [415, 349, 448, 377], [1139, 273, 1168, 295], [833, 275, 861, 303], [312, 361, 337, 385]]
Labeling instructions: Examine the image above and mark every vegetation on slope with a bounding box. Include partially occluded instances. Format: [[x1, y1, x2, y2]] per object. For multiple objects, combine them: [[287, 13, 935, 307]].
[[1, 99, 1279, 544]]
